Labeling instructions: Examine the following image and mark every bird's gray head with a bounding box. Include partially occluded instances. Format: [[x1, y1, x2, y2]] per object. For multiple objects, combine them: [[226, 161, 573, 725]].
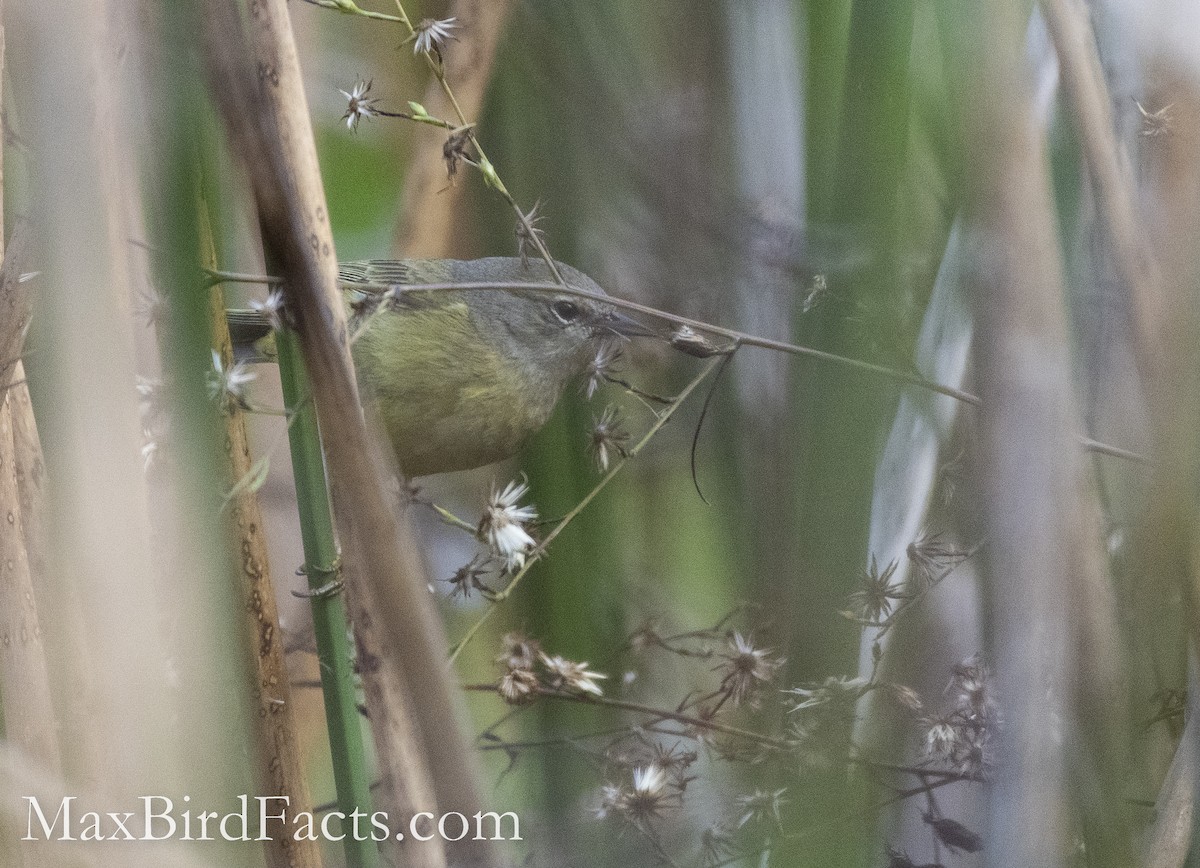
[[457, 258, 654, 389]]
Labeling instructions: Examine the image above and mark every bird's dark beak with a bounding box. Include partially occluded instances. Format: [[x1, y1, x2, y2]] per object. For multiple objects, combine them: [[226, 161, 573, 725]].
[[589, 309, 657, 339]]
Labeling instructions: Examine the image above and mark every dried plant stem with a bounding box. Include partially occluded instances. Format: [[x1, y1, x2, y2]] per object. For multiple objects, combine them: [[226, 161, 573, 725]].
[[200, 217, 321, 866], [1041, 0, 1164, 392], [463, 684, 787, 749], [0, 225, 62, 868], [449, 355, 725, 662], [387, 0, 559, 278], [200, 0, 496, 863], [870, 541, 984, 640], [208, 267, 1149, 465], [393, 0, 515, 257], [11, 0, 184, 831], [962, 0, 1131, 863], [0, 386, 62, 793], [306, 0, 558, 277], [1142, 685, 1196, 868], [1134, 76, 1200, 868]]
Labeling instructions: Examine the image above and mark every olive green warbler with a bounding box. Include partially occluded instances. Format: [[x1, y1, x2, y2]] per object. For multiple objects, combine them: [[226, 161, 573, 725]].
[[230, 257, 653, 476]]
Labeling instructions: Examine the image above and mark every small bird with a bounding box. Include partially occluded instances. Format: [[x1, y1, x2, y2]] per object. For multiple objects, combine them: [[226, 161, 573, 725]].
[[229, 257, 653, 476]]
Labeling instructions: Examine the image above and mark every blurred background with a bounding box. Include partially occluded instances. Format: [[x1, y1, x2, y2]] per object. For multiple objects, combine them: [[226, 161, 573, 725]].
[[3, 0, 1200, 866]]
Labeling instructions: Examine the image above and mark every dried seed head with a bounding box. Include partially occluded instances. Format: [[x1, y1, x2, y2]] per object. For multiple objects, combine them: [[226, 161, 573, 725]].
[[582, 342, 623, 400], [735, 788, 788, 828], [715, 632, 785, 708], [497, 632, 541, 671], [207, 350, 256, 412], [843, 556, 904, 623], [248, 288, 289, 332], [515, 200, 547, 268], [135, 288, 167, 328], [444, 555, 490, 599], [497, 667, 539, 704], [478, 479, 538, 571], [1134, 99, 1173, 137], [339, 78, 379, 132], [443, 124, 476, 178], [412, 17, 458, 59], [906, 530, 967, 588], [587, 405, 630, 472], [784, 674, 869, 713], [539, 652, 606, 696], [801, 273, 829, 313]]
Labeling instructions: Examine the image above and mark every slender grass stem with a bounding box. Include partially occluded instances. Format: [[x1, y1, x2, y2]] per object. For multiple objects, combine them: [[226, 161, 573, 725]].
[[462, 684, 789, 750], [448, 356, 725, 663], [209, 267, 1150, 464], [275, 328, 380, 868]]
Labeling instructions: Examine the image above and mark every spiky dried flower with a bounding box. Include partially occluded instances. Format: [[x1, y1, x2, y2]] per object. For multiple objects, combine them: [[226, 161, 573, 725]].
[[621, 766, 671, 824], [444, 555, 491, 599], [700, 824, 736, 867], [497, 632, 541, 671], [477, 479, 538, 571], [784, 674, 868, 713], [587, 405, 630, 472], [339, 78, 379, 132], [135, 287, 167, 328], [497, 667, 539, 704], [922, 714, 958, 759], [843, 556, 904, 623], [515, 200, 546, 268], [1135, 99, 1173, 137], [412, 17, 458, 58], [801, 273, 828, 314], [136, 376, 167, 424], [593, 783, 624, 820], [906, 530, 966, 588], [248, 288, 288, 332], [443, 124, 475, 178], [949, 654, 993, 716], [140, 429, 159, 474], [921, 655, 997, 777], [595, 765, 675, 827], [735, 787, 787, 828], [936, 450, 963, 507], [883, 682, 923, 712], [715, 632, 785, 708], [582, 342, 622, 400], [647, 741, 698, 778], [207, 350, 256, 411], [539, 652, 606, 697]]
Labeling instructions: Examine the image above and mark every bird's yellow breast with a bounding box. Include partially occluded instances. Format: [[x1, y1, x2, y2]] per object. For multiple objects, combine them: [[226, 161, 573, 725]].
[[351, 301, 560, 476]]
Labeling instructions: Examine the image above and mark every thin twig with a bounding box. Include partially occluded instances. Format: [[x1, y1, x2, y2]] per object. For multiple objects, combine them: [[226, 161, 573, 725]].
[[462, 684, 789, 750], [448, 356, 726, 663]]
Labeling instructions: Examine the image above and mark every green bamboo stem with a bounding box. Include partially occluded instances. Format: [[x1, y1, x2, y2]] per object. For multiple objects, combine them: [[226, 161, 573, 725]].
[[276, 328, 380, 868]]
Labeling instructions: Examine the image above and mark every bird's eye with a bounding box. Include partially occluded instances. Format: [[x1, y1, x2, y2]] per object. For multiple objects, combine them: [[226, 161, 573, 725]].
[[550, 300, 582, 323]]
